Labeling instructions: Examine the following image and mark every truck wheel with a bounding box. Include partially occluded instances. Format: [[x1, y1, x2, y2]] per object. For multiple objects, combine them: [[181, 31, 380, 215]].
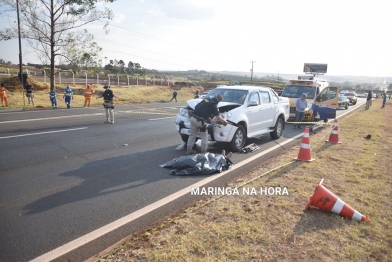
[[270, 117, 283, 139], [229, 125, 246, 152], [345, 103, 349, 109]]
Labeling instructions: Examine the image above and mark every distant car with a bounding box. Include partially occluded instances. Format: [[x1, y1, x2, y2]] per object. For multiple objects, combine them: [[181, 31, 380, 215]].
[[337, 95, 350, 110], [343, 92, 357, 105], [357, 94, 365, 98], [199, 92, 210, 99]]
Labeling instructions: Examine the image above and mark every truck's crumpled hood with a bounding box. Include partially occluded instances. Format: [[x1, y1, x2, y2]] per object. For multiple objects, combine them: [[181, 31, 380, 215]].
[[186, 99, 242, 111]]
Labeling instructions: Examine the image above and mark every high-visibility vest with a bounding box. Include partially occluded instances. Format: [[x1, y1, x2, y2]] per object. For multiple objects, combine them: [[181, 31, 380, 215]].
[[64, 88, 73, 96], [84, 88, 94, 97]]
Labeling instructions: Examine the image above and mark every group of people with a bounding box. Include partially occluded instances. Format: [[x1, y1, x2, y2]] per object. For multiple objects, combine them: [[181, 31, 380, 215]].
[[47, 84, 115, 123], [18, 82, 98, 109], [365, 90, 388, 109], [47, 84, 94, 109]]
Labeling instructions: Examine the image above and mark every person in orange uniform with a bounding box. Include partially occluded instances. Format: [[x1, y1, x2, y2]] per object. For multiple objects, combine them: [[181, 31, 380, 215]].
[[0, 83, 9, 107], [84, 84, 94, 107]]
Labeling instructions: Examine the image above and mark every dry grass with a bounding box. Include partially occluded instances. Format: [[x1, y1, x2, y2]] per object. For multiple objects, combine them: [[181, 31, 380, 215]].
[[0, 76, 201, 109], [95, 99, 392, 262]]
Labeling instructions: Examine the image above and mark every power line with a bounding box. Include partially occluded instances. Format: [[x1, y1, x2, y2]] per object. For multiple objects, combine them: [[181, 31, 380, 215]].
[[108, 24, 205, 53]]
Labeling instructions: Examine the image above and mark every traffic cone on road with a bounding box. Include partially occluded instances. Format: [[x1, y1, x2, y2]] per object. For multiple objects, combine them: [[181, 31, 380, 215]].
[[294, 127, 314, 162], [326, 118, 342, 144], [305, 179, 370, 222]]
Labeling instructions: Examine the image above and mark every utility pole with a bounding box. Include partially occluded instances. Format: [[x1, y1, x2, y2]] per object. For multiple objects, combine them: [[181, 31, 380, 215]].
[[16, 0, 25, 106], [250, 61, 256, 84]]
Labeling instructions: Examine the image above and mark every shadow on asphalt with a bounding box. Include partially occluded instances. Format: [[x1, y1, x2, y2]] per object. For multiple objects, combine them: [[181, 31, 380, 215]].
[[22, 145, 188, 215]]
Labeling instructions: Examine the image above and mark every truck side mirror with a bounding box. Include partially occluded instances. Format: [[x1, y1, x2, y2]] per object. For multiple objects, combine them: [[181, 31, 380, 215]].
[[248, 100, 259, 107]]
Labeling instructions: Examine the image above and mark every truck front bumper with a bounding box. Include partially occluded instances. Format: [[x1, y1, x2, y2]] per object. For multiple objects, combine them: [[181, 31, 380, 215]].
[[176, 117, 237, 142]]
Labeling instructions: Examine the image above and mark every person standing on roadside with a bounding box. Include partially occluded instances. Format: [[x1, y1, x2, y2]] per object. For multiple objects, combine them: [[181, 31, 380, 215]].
[[84, 84, 94, 107], [186, 94, 228, 155], [382, 91, 387, 108], [24, 81, 34, 106], [293, 93, 308, 129], [49, 90, 57, 109], [0, 83, 9, 107], [366, 90, 372, 110], [170, 90, 177, 102], [97, 85, 115, 124], [63, 85, 73, 109]]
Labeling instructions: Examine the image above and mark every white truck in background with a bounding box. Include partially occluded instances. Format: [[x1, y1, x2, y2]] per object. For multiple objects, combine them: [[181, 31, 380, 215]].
[[280, 63, 339, 122]]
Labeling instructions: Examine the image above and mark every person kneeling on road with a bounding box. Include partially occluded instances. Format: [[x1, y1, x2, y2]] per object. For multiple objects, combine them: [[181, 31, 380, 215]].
[[97, 85, 115, 124], [186, 94, 228, 155]]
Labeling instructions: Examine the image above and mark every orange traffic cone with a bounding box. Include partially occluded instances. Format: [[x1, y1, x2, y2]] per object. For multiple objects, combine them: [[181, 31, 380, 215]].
[[305, 179, 370, 222], [294, 127, 314, 162], [326, 118, 342, 144]]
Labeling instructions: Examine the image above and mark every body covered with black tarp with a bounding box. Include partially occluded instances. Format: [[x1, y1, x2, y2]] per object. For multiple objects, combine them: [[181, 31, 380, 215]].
[[160, 153, 232, 176]]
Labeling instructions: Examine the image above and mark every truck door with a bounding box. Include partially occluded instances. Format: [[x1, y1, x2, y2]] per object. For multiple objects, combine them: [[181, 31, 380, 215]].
[[246, 92, 262, 133], [259, 90, 275, 128], [312, 86, 338, 120]]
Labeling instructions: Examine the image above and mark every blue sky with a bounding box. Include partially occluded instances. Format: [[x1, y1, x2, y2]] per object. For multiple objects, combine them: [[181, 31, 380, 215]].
[[1, 0, 391, 77]]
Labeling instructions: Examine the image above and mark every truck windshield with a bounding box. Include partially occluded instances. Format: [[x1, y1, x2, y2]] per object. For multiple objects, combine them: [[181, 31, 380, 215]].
[[206, 89, 248, 104], [281, 85, 316, 99]]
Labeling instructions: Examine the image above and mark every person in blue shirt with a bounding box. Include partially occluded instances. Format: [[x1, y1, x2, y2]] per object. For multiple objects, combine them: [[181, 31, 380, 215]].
[[49, 90, 57, 109], [381, 91, 387, 108], [293, 93, 308, 129], [63, 85, 73, 108]]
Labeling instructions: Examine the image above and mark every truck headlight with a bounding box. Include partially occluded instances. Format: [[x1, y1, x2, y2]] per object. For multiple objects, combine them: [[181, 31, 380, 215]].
[[220, 112, 231, 120], [179, 108, 189, 117]]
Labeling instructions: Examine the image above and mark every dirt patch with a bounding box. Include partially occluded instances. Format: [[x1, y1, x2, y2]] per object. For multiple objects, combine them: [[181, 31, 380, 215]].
[[1, 76, 49, 91]]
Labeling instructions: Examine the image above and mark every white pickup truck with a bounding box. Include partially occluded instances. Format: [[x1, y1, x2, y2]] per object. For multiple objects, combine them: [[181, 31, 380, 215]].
[[175, 85, 290, 151]]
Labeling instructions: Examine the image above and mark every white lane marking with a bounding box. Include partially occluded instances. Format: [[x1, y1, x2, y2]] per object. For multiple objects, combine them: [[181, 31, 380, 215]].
[[0, 127, 88, 139], [0, 108, 94, 115], [148, 116, 175, 121], [30, 136, 298, 262], [0, 113, 104, 124]]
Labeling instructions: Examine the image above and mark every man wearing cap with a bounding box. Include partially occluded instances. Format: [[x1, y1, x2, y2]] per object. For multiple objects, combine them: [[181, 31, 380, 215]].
[[97, 85, 115, 124], [293, 93, 308, 129], [186, 94, 228, 154]]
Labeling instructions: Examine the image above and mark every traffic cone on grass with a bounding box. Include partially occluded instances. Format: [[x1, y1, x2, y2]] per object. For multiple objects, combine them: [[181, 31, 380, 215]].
[[326, 118, 342, 144], [294, 127, 314, 162], [305, 179, 370, 222]]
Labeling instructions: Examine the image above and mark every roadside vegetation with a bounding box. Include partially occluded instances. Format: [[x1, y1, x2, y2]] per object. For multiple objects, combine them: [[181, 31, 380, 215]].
[[0, 76, 287, 109], [95, 99, 391, 261], [0, 76, 201, 108]]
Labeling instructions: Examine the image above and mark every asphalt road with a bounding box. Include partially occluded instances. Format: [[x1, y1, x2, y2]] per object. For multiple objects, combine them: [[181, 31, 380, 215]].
[[0, 99, 366, 261]]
